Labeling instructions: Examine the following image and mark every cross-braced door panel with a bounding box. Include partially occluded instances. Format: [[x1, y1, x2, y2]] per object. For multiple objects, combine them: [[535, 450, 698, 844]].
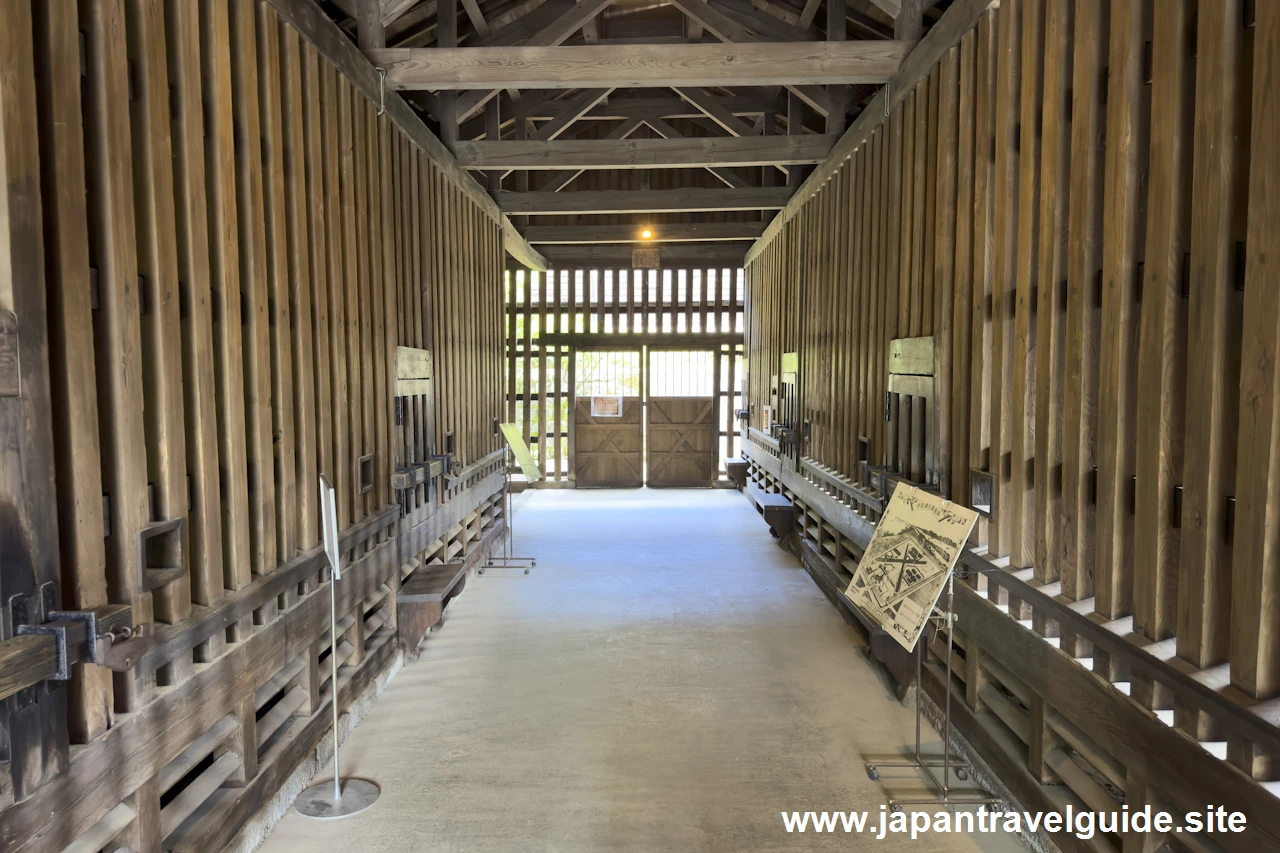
[[574, 397, 644, 487], [647, 397, 716, 487]]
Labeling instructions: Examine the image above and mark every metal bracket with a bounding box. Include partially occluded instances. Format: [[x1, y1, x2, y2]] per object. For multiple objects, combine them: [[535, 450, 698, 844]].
[[16, 616, 71, 682], [50, 610, 99, 666]]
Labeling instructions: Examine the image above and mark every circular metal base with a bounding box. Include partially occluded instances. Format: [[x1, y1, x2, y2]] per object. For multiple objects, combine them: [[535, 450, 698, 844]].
[[295, 778, 380, 819]]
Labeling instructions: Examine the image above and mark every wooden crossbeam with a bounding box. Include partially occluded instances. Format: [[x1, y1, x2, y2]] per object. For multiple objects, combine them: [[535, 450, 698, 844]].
[[497, 186, 792, 214], [663, 0, 833, 115], [367, 41, 909, 90], [454, 0, 617, 121], [531, 88, 614, 141], [671, 87, 757, 137], [523, 222, 766, 243], [540, 243, 747, 267], [517, 94, 769, 120], [537, 115, 646, 191], [639, 114, 753, 188], [504, 219, 547, 270], [455, 134, 835, 169]]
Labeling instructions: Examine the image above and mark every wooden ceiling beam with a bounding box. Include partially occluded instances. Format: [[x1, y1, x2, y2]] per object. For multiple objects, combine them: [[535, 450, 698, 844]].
[[497, 186, 793, 214], [524, 222, 766, 243], [381, 0, 424, 26], [710, 0, 814, 41], [537, 115, 647, 191], [638, 114, 753, 188], [453, 0, 617, 121], [663, 0, 834, 116], [459, 0, 492, 36], [671, 87, 757, 137], [455, 133, 836, 169], [368, 41, 909, 90], [531, 87, 615, 140], [540, 243, 747, 267]]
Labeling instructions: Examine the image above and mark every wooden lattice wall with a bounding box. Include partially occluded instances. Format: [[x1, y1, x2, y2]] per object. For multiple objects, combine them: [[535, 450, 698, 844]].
[[0, 0, 506, 849], [744, 0, 1280, 850], [504, 268, 745, 481]]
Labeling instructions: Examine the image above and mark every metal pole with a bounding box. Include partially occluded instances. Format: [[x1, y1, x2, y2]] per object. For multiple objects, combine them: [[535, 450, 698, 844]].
[[943, 573, 955, 798], [330, 570, 340, 801]]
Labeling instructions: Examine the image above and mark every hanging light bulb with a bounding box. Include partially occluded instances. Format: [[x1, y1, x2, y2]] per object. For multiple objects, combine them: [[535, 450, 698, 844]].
[[641, 228, 654, 240]]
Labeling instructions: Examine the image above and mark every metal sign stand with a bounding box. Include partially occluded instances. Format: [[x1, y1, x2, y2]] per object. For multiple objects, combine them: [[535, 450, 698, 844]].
[[481, 448, 536, 574], [296, 475, 381, 819], [864, 569, 999, 813]]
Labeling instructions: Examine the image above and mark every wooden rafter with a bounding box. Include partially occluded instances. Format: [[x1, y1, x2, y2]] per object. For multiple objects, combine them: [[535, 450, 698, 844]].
[[524, 221, 765, 243], [454, 134, 835, 169], [453, 0, 617, 121], [663, 0, 832, 115], [537, 114, 647, 191], [671, 86, 756, 137], [368, 41, 909, 90], [531, 87, 615, 140], [539, 243, 747, 267], [638, 113, 752, 188], [497, 186, 792, 214]]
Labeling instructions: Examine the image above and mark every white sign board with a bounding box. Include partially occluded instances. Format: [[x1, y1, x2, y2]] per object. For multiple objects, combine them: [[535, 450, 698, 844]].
[[844, 487, 977, 652], [319, 474, 342, 580], [590, 394, 624, 417]]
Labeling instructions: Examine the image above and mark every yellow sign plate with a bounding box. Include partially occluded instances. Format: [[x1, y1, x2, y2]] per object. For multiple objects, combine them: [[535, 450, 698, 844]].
[[499, 423, 543, 482]]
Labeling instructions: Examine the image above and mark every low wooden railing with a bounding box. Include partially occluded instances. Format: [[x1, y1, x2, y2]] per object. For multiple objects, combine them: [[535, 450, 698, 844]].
[[740, 430, 1280, 853]]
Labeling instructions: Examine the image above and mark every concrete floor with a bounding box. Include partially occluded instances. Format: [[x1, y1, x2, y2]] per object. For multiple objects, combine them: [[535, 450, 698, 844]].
[[260, 488, 1026, 853]]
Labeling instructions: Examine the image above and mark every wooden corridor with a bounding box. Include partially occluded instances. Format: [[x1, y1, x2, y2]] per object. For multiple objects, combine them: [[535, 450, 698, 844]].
[[0, 0, 1278, 851]]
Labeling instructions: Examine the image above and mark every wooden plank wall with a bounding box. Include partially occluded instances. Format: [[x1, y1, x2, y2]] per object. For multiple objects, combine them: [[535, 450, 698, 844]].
[[504, 267, 745, 481], [0, 0, 505, 850], [744, 0, 1277, 847]]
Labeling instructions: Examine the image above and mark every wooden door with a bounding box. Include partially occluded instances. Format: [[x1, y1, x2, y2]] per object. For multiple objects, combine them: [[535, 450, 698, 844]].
[[574, 397, 644, 486], [647, 397, 717, 487]]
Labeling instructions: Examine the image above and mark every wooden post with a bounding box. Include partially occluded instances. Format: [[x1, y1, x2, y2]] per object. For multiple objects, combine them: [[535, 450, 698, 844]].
[[0, 0, 71, 796], [356, 0, 385, 49], [438, 0, 458, 153]]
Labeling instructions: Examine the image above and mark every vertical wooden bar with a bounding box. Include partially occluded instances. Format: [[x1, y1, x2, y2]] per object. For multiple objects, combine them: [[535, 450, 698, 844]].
[[538, 271, 548, 471], [165, 0, 226, 662], [304, 46, 334, 526], [1178, 0, 1251, 684], [1008, 0, 1042, 568], [522, 268, 533, 445], [323, 64, 350, 528], [1230, 0, 1280, 709], [85, 0, 157, 705], [34, 0, 114, 740], [1134, 0, 1194, 647], [1222, 4, 1277, 785], [257, 3, 297, 563], [988, 0, 1021, 558], [951, 28, 977, 515], [933, 46, 960, 500], [201, 0, 254, 613], [1061, 0, 1108, 613], [280, 24, 317, 549], [229, 0, 278, 582], [1, 0, 70, 794], [896, 94, 914, 476], [885, 109, 903, 474], [969, 11, 996, 548], [1031, 0, 1073, 587], [1096, 0, 1152, 621], [129, 0, 195, 680]]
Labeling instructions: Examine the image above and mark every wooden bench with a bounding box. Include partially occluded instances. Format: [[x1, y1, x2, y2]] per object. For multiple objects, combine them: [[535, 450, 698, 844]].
[[747, 483, 797, 539], [724, 457, 748, 488], [397, 562, 468, 658]]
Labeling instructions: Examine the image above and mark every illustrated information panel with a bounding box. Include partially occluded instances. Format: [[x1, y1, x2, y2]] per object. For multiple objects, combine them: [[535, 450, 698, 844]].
[[845, 487, 978, 652]]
